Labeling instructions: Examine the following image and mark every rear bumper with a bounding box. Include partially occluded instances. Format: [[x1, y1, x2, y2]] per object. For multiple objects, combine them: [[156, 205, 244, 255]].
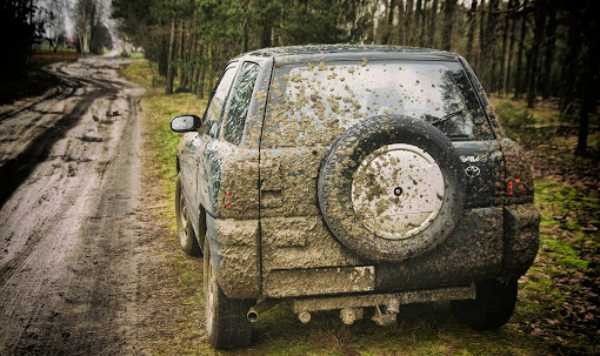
[[502, 203, 540, 276], [376, 204, 539, 292], [208, 204, 539, 299]]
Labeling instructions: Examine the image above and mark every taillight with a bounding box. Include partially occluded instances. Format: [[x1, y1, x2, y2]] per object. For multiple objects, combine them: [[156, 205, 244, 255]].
[[506, 176, 525, 197]]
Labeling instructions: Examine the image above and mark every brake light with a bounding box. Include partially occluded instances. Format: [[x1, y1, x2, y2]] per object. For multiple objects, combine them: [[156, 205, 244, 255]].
[[506, 176, 523, 197]]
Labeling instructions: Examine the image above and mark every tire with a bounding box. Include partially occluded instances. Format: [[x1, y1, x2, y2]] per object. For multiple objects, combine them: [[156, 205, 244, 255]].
[[176, 177, 202, 256], [451, 279, 518, 330], [204, 238, 254, 349], [318, 115, 465, 262]]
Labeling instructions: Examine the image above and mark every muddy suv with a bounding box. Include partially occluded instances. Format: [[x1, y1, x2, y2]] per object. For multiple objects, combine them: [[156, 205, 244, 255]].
[[171, 45, 540, 349]]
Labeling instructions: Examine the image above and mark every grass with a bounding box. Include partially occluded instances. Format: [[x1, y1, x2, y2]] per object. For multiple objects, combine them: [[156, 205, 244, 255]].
[[122, 60, 599, 355]]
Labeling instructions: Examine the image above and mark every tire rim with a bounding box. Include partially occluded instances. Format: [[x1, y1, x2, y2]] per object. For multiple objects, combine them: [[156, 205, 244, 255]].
[[351, 143, 445, 240]]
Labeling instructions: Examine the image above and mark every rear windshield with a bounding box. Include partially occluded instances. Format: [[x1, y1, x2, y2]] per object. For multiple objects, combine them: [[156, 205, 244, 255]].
[[263, 60, 492, 147]]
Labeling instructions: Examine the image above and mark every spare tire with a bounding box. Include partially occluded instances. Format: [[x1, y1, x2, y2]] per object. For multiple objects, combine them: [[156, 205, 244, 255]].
[[318, 115, 465, 262]]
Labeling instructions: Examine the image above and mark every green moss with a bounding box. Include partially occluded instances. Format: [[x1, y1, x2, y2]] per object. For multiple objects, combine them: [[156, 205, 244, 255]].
[[542, 239, 589, 270]]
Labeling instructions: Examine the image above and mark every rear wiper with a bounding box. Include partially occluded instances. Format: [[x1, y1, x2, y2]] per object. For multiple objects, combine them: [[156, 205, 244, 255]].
[[430, 110, 464, 126]]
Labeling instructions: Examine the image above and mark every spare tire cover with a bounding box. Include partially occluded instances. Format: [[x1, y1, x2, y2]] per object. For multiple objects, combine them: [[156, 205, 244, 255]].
[[318, 115, 465, 262]]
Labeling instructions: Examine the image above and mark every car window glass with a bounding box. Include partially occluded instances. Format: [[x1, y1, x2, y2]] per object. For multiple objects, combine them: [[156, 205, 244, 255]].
[[223, 62, 260, 145], [205, 64, 238, 138], [264, 60, 492, 147]]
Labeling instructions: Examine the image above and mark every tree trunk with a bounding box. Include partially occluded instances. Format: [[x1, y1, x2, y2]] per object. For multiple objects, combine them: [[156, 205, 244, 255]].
[[466, 0, 478, 65], [158, 36, 169, 77], [428, 0, 438, 47], [526, 0, 546, 108], [504, 0, 518, 93], [415, 0, 422, 46], [420, 0, 429, 47], [261, 18, 272, 48], [368, 0, 378, 43], [196, 45, 206, 98], [178, 20, 188, 90], [383, 0, 397, 44], [484, 0, 499, 91], [575, 2, 600, 156], [513, 0, 528, 99], [242, 17, 249, 52], [559, 6, 582, 115], [442, 0, 457, 51], [479, 0, 486, 66], [541, 3, 557, 99], [405, 0, 414, 45], [499, 0, 513, 95], [165, 17, 176, 95], [396, 0, 405, 44]]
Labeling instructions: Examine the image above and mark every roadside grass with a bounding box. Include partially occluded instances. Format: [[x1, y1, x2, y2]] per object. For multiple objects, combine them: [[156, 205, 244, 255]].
[[123, 60, 598, 355], [121, 60, 212, 354]]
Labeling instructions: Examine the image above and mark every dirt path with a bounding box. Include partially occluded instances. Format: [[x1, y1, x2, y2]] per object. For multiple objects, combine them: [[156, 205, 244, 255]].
[[0, 57, 168, 354]]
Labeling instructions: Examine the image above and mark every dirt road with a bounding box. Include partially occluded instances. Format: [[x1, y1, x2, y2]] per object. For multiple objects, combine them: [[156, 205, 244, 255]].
[[0, 57, 172, 354]]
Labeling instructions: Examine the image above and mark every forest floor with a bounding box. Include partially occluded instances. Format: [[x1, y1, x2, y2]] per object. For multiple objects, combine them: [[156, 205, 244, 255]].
[[120, 60, 600, 355], [0, 56, 596, 355]]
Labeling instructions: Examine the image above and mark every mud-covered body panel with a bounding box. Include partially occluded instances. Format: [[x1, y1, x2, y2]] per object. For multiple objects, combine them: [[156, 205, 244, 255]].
[[503, 204, 540, 276], [264, 266, 376, 298], [376, 207, 503, 291], [205, 215, 259, 298]]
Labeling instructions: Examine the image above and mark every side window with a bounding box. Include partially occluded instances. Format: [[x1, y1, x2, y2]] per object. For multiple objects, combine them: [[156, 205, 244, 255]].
[[204, 64, 238, 138], [223, 62, 260, 145]]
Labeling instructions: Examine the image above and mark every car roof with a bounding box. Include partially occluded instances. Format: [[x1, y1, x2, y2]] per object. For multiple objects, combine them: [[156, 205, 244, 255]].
[[237, 44, 460, 63]]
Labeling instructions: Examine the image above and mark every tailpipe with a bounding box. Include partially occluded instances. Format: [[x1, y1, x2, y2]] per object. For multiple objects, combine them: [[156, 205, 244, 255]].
[[247, 308, 259, 323]]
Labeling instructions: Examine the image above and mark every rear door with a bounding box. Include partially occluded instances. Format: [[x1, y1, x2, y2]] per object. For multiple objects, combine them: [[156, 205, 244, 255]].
[[202, 61, 263, 219], [186, 63, 238, 232], [257, 58, 502, 274]]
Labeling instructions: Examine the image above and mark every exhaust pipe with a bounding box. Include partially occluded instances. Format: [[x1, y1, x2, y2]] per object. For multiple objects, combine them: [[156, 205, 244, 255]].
[[247, 308, 259, 323]]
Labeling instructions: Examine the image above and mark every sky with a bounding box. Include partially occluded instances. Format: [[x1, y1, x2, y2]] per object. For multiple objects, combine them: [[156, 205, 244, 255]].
[[37, 0, 119, 45]]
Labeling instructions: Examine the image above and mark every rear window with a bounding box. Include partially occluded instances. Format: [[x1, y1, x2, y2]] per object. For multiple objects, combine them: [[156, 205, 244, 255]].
[[263, 60, 492, 147]]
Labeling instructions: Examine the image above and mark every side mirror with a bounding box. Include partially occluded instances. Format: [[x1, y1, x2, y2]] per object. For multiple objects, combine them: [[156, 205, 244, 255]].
[[170, 114, 201, 133]]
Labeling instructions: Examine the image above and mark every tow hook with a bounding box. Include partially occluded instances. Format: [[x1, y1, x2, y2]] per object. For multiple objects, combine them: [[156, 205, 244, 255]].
[[371, 299, 399, 326]]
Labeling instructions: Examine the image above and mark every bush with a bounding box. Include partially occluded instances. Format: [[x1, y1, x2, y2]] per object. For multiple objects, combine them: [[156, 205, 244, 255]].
[[494, 101, 534, 139]]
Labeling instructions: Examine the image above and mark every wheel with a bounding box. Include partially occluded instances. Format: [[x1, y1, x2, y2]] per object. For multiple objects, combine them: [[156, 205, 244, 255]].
[[176, 177, 202, 256], [318, 114, 465, 262], [204, 238, 253, 349], [451, 279, 518, 330]]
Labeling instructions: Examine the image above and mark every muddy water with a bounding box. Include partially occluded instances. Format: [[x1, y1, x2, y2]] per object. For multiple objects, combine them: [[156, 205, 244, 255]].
[[0, 57, 155, 354]]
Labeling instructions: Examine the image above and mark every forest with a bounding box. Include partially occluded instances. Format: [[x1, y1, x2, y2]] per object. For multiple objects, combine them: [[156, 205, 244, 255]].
[[2, 0, 598, 154], [109, 0, 599, 155]]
